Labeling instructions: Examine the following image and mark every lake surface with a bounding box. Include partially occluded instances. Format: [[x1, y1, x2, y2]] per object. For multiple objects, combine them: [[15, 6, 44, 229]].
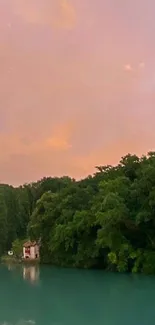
[[1, 264, 155, 325]]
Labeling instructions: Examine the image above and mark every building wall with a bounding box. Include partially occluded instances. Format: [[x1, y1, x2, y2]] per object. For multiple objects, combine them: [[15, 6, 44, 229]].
[[36, 245, 40, 258], [23, 244, 40, 259], [23, 247, 30, 259], [30, 246, 35, 259]]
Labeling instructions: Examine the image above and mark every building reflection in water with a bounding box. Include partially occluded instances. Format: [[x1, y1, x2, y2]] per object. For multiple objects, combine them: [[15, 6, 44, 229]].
[[0, 319, 36, 325], [23, 265, 39, 284]]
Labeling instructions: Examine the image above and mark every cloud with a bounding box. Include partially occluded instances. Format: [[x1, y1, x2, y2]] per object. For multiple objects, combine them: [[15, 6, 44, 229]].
[[46, 138, 71, 150], [46, 122, 73, 150], [13, 0, 76, 29], [0, 122, 75, 185], [72, 136, 152, 179], [124, 62, 145, 73], [124, 64, 133, 72], [1, 0, 155, 186], [0, 122, 73, 164], [53, 0, 76, 29]]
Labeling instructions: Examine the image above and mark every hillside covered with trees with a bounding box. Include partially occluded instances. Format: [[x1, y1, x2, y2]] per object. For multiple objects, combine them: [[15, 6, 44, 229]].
[[1, 152, 155, 274]]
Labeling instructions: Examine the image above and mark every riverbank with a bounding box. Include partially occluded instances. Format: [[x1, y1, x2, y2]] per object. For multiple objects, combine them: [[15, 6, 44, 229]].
[[1, 255, 40, 265]]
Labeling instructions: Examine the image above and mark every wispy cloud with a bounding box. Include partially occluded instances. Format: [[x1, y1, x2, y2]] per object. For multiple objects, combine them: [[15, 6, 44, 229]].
[[0, 0, 155, 185], [13, 0, 76, 29], [46, 122, 73, 150], [0, 122, 73, 164], [53, 0, 76, 29]]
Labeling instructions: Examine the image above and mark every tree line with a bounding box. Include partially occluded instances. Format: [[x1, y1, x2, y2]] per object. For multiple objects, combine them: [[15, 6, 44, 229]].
[[1, 152, 155, 274]]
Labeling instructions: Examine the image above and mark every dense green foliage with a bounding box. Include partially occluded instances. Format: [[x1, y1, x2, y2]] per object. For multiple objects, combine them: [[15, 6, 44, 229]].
[[2, 152, 155, 274], [11, 238, 27, 258]]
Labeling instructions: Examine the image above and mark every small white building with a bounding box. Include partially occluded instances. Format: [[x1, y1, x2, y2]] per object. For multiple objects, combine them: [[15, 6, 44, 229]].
[[23, 241, 40, 260]]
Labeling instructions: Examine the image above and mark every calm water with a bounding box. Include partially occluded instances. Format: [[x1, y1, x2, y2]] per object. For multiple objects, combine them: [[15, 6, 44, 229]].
[[1, 264, 155, 325]]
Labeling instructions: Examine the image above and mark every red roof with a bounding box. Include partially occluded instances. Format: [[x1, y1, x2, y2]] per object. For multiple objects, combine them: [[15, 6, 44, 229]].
[[23, 241, 37, 248]]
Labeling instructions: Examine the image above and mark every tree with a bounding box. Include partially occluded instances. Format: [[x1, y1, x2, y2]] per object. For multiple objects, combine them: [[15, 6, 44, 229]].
[[1, 151, 155, 274], [12, 238, 25, 258], [0, 191, 8, 256]]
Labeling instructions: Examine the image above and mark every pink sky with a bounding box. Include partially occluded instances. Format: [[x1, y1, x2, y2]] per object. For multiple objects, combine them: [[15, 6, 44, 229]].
[[0, 0, 155, 185]]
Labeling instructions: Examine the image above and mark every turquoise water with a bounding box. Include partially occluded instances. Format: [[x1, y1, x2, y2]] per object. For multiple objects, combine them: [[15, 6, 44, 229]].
[[1, 264, 155, 325]]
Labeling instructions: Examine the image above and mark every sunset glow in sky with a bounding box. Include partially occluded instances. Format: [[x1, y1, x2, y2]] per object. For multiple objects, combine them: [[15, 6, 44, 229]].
[[0, 0, 155, 185]]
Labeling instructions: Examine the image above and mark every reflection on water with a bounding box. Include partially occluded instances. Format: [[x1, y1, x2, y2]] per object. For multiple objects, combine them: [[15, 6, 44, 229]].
[[23, 266, 39, 285], [6, 263, 40, 285], [6, 264, 17, 272], [0, 320, 36, 325], [2, 265, 155, 325]]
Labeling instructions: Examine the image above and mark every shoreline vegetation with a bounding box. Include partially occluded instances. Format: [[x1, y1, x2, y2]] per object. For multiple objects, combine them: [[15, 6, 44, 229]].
[[1, 152, 155, 274], [0, 255, 40, 264], [1, 255, 20, 264], [0, 257, 40, 268]]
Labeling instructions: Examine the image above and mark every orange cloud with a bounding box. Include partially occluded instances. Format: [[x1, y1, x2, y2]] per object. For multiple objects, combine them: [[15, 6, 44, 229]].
[[46, 122, 73, 150], [72, 138, 152, 179], [0, 122, 75, 184], [1, 0, 155, 186], [0, 122, 73, 164], [46, 137, 71, 150], [53, 0, 76, 29], [13, 0, 76, 29]]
